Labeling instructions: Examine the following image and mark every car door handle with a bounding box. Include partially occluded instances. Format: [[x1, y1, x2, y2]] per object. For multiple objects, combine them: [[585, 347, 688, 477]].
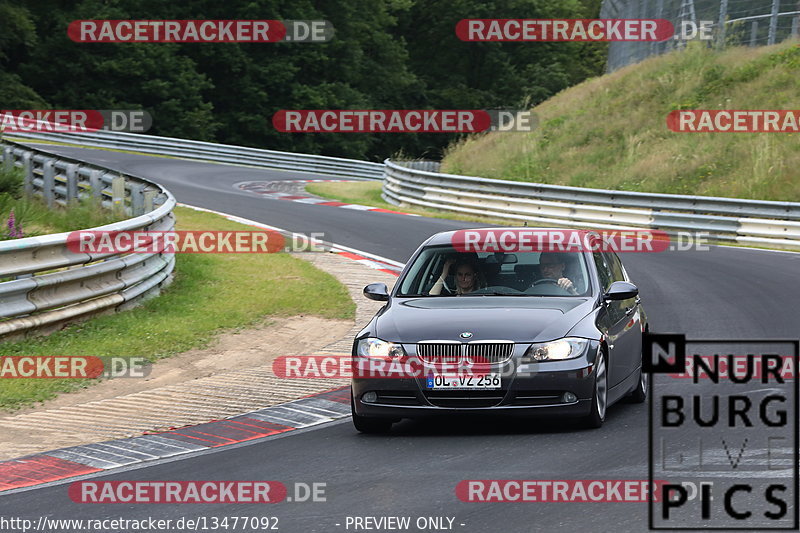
[[624, 306, 636, 316]]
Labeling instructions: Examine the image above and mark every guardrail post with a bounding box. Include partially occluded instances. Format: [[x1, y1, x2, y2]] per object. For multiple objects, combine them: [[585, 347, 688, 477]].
[[655, 0, 665, 54], [42, 160, 55, 207], [750, 20, 759, 46], [792, 16, 799, 38], [22, 152, 33, 197], [111, 176, 126, 216], [89, 169, 104, 203], [131, 182, 145, 216], [65, 163, 79, 205], [1, 146, 12, 173], [143, 190, 157, 213], [768, 0, 780, 45], [716, 0, 728, 49]]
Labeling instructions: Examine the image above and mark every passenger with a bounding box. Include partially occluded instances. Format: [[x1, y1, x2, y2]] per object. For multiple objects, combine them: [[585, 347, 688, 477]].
[[430, 258, 480, 295], [536, 252, 579, 295]]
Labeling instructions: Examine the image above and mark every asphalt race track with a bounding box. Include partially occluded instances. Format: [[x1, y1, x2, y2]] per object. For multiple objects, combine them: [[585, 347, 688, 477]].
[[1, 144, 798, 532]]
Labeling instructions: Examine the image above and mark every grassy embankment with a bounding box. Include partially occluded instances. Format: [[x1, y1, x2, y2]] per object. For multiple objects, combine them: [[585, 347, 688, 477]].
[[310, 42, 800, 210], [443, 41, 800, 200], [0, 168, 354, 410]]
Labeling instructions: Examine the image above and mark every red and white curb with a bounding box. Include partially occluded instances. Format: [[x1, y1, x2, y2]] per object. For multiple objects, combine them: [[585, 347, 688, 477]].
[[0, 388, 351, 493], [235, 180, 418, 217], [177, 203, 405, 276]]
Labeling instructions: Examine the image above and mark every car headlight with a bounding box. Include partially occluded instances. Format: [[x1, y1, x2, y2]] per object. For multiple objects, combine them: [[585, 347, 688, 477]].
[[522, 338, 589, 362], [356, 337, 406, 360]]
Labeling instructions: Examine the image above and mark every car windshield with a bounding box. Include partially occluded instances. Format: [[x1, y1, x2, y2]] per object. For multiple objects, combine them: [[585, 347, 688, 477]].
[[397, 246, 592, 297]]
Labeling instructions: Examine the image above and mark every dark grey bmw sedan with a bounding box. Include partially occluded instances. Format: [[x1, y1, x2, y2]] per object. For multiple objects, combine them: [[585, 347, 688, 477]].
[[351, 228, 648, 433]]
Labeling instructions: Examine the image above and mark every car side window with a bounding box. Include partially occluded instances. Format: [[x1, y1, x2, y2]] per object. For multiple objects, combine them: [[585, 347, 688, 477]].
[[399, 249, 437, 295], [592, 252, 613, 292], [603, 251, 626, 282]]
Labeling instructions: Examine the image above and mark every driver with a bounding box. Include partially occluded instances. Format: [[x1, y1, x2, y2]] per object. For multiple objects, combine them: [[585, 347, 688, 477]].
[[430, 258, 480, 296], [536, 252, 579, 295]]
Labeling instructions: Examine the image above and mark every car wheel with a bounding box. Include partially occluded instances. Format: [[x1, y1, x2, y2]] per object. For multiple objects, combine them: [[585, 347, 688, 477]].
[[582, 351, 608, 429], [627, 365, 648, 403], [351, 396, 393, 434]]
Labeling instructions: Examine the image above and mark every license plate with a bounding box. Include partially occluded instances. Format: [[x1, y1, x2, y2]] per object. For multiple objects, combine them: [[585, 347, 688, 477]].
[[426, 373, 501, 389]]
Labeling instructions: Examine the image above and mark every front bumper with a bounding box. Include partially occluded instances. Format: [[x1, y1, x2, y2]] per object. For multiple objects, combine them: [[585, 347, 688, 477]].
[[352, 353, 598, 419]]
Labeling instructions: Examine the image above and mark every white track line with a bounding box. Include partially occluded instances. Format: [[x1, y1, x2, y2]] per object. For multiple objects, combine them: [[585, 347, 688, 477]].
[[177, 203, 405, 272]]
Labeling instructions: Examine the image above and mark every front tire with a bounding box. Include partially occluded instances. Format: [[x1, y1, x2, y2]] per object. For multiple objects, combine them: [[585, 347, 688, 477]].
[[627, 366, 648, 403], [581, 351, 608, 429], [351, 396, 393, 434]]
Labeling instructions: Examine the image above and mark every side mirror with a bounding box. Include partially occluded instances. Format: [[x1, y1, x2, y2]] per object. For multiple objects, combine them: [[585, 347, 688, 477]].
[[363, 283, 389, 301], [603, 281, 638, 301]]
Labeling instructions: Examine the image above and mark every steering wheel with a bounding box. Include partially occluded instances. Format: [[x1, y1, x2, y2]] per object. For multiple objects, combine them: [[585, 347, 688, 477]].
[[533, 278, 559, 286]]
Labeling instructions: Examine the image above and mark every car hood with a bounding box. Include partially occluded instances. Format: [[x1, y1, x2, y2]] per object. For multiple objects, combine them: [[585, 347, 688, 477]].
[[375, 297, 595, 344]]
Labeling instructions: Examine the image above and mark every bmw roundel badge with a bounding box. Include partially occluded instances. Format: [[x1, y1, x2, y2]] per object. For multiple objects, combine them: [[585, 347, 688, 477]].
[[460, 332, 473, 339]]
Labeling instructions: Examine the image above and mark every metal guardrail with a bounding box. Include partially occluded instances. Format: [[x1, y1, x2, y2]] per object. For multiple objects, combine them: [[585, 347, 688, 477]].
[[6, 128, 384, 180], [383, 159, 800, 250], [0, 140, 176, 338], [396, 160, 442, 173]]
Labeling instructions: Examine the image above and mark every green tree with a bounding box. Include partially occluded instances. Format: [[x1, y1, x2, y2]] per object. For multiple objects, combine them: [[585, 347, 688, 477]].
[[2, 0, 608, 160], [18, 0, 217, 139], [0, 1, 48, 108]]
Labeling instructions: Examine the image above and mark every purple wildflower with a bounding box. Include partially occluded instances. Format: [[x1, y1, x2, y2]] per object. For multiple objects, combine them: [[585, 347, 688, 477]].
[[5, 209, 22, 239]]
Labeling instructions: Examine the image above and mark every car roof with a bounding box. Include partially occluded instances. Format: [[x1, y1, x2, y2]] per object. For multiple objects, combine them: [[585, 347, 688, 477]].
[[423, 227, 599, 247]]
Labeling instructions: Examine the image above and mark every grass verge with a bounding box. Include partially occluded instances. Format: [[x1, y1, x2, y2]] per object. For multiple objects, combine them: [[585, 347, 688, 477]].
[[305, 181, 519, 226], [0, 205, 355, 411]]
